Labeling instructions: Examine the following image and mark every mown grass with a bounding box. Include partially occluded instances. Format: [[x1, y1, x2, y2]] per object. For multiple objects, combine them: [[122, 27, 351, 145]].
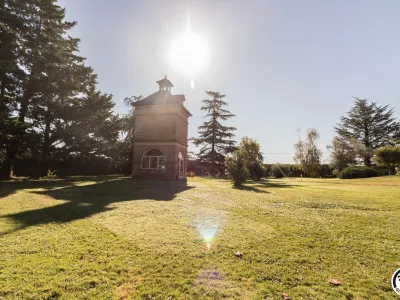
[[0, 176, 399, 299]]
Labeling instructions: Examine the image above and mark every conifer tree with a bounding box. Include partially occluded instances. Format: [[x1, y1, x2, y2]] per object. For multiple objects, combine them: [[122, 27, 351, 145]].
[[335, 98, 400, 166], [0, 0, 121, 177], [193, 91, 236, 176], [0, 0, 27, 178]]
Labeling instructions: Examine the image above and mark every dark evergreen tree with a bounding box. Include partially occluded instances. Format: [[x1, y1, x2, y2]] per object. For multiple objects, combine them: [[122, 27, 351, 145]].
[[0, 0, 28, 179], [113, 95, 142, 174], [1, 0, 122, 178], [122, 95, 143, 150], [335, 98, 400, 166], [61, 91, 120, 157], [192, 91, 236, 176]]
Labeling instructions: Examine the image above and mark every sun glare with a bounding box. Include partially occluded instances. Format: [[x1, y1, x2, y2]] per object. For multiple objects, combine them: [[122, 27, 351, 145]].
[[169, 30, 209, 79], [196, 221, 219, 250]]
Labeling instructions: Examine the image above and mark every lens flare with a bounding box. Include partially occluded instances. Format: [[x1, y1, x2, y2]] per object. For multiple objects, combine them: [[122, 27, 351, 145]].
[[276, 164, 288, 177], [196, 222, 218, 250]]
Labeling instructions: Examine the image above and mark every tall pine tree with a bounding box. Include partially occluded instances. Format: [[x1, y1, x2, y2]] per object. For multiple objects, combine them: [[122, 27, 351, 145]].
[[335, 98, 400, 166], [0, 0, 28, 179], [0, 0, 122, 178], [193, 91, 236, 176]]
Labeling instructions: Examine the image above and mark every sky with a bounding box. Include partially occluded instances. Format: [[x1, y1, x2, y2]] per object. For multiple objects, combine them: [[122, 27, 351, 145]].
[[59, 0, 400, 163]]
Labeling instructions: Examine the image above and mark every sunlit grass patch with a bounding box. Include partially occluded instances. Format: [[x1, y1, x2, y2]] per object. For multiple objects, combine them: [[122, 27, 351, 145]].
[[0, 175, 399, 299]]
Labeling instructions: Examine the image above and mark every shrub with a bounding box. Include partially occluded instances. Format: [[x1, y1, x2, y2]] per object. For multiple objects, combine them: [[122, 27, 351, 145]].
[[225, 152, 249, 187], [287, 164, 303, 177], [265, 164, 334, 178], [318, 164, 335, 178], [332, 169, 340, 177], [374, 146, 400, 175], [338, 166, 379, 179], [248, 161, 264, 181], [372, 165, 391, 176], [271, 164, 289, 178], [263, 164, 272, 177]]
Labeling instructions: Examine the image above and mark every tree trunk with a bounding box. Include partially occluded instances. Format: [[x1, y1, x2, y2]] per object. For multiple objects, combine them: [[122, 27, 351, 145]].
[[363, 122, 371, 166], [41, 112, 51, 176], [0, 156, 11, 180]]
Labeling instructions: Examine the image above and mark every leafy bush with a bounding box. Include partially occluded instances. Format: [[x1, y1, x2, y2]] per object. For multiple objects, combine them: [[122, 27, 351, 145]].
[[263, 164, 272, 177], [338, 166, 379, 179], [248, 161, 264, 181], [372, 165, 391, 176], [270, 164, 289, 178], [318, 164, 335, 178], [374, 146, 400, 175], [287, 164, 303, 177], [225, 152, 249, 186], [12, 154, 116, 178]]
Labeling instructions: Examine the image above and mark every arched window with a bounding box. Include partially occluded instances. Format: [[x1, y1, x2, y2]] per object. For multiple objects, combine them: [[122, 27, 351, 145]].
[[141, 149, 166, 169]]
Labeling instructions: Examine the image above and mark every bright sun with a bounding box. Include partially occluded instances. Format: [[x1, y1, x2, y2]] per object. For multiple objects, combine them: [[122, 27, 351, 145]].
[[169, 30, 209, 80]]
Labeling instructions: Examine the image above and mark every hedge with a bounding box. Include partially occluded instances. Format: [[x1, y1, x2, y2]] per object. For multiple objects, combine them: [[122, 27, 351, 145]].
[[338, 166, 379, 179]]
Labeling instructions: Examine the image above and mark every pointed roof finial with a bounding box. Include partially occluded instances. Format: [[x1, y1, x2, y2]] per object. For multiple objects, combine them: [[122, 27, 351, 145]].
[[156, 75, 174, 90]]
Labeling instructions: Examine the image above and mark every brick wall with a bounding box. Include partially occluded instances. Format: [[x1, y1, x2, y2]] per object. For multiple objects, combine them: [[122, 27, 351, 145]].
[[132, 104, 190, 179]]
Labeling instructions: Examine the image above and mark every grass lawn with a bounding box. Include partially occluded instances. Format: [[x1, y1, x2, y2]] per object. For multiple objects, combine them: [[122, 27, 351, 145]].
[[0, 176, 399, 299]]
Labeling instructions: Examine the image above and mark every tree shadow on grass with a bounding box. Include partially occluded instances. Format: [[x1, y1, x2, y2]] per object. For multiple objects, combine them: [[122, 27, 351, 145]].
[[0, 176, 114, 199], [233, 185, 270, 193], [0, 177, 193, 235], [212, 178, 297, 192], [249, 179, 298, 189]]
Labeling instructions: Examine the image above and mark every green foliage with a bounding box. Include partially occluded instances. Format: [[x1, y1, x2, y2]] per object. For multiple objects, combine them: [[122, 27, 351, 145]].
[[374, 146, 400, 175], [372, 166, 391, 176], [239, 137, 263, 162], [238, 137, 264, 180], [328, 136, 357, 171], [318, 164, 335, 178], [0, 0, 123, 178], [225, 151, 248, 186], [335, 98, 400, 166], [193, 91, 236, 176], [270, 164, 289, 178], [294, 128, 322, 177], [267, 164, 334, 178], [248, 161, 265, 180], [338, 166, 379, 179], [263, 164, 272, 177]]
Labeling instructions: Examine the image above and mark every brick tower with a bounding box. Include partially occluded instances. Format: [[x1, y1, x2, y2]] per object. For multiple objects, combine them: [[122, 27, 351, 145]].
[[131, 76, 192, 179]]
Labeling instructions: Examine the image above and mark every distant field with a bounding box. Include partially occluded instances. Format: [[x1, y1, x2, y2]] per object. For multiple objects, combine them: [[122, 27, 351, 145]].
[[0, 176, 399, 299]]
